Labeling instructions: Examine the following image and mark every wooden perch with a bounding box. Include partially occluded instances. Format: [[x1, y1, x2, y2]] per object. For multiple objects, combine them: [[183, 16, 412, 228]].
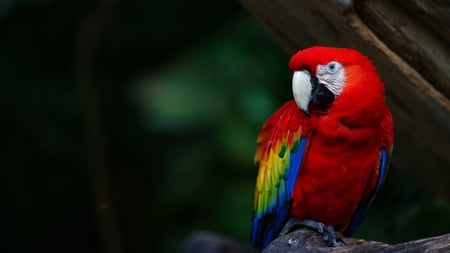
[[239, 0, 450, 200], [182, 229, 450, 253], [263, 228, 450, 253]]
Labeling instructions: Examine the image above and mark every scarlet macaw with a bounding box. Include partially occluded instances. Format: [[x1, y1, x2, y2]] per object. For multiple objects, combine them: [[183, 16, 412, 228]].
[[251, 46, 394, 249]]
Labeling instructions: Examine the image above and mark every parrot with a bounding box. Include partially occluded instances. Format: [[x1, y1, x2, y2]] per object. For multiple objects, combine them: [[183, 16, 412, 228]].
[[250, 46, 394, 249]]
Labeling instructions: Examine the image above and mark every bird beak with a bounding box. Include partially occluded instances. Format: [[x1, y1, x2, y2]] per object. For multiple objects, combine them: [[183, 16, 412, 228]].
[[292, 70, 312, 115], [292, 71, 335, 116]]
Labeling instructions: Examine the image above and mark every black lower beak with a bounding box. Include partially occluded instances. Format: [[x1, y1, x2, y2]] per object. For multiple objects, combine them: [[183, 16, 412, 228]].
[[310, 76, 335, 109]]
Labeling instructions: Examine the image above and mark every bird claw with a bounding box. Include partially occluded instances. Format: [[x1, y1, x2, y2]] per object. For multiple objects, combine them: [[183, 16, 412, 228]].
[[322, 225, 343, 247], [279, 218, 345, 247]]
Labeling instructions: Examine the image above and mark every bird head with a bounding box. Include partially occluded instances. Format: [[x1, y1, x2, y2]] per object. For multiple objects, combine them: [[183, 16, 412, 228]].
[[289, 46, 383, 115]]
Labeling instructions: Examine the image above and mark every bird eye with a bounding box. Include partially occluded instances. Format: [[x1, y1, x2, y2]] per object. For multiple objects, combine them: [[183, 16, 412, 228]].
[[326, 61, 341, 74]]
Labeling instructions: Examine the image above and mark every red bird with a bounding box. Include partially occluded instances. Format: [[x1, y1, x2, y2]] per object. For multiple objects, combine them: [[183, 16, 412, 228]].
[[251, 46, 394, 249]]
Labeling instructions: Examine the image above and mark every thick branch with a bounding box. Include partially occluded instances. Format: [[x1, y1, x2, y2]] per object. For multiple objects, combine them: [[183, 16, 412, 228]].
[[263, 228, 450, 253]]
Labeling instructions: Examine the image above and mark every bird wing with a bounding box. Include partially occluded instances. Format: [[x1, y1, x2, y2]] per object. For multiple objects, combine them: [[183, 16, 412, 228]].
[[251, 100, 308, 248], [344, 109, 394, 236]]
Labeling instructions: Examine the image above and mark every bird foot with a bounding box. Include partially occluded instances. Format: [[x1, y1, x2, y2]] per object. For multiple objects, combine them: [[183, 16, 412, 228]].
[[279, 218, 345, 247]]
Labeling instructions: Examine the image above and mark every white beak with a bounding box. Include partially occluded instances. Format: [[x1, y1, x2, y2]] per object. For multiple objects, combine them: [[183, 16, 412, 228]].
[[292, 70, 312, 114]]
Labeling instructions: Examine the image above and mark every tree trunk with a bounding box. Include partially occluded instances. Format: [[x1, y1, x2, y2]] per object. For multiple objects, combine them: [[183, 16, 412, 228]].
[[238, 0, 450, 201]]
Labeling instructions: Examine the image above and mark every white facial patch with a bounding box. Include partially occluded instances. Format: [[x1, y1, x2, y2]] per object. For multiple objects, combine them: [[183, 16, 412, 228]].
[[292, 70, 312, 112], [316, 61, 345, 97]]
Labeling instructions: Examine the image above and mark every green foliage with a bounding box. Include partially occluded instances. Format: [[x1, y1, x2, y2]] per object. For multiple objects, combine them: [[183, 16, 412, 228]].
[[133, 14, 290, 251]]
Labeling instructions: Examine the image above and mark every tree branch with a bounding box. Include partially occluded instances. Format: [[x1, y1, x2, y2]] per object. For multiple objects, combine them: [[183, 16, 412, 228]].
[[182, 229, 450, 253], [72, 1, 123, 253]]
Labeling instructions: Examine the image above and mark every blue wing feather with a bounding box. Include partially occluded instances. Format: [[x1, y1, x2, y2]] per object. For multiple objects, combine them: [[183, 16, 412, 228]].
[[287, 138, 308, 196]]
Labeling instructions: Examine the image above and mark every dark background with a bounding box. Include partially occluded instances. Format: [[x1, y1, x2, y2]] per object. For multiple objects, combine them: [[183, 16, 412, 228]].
[[1, 1, 449, 252]]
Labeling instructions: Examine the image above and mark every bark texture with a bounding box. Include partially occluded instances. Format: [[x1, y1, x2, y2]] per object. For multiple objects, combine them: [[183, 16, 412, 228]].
[[182, 229, 450, 253]]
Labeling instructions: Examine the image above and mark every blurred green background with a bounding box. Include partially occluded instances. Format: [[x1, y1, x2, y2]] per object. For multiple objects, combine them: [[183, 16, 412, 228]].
[[1, 1, 448, 253]]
